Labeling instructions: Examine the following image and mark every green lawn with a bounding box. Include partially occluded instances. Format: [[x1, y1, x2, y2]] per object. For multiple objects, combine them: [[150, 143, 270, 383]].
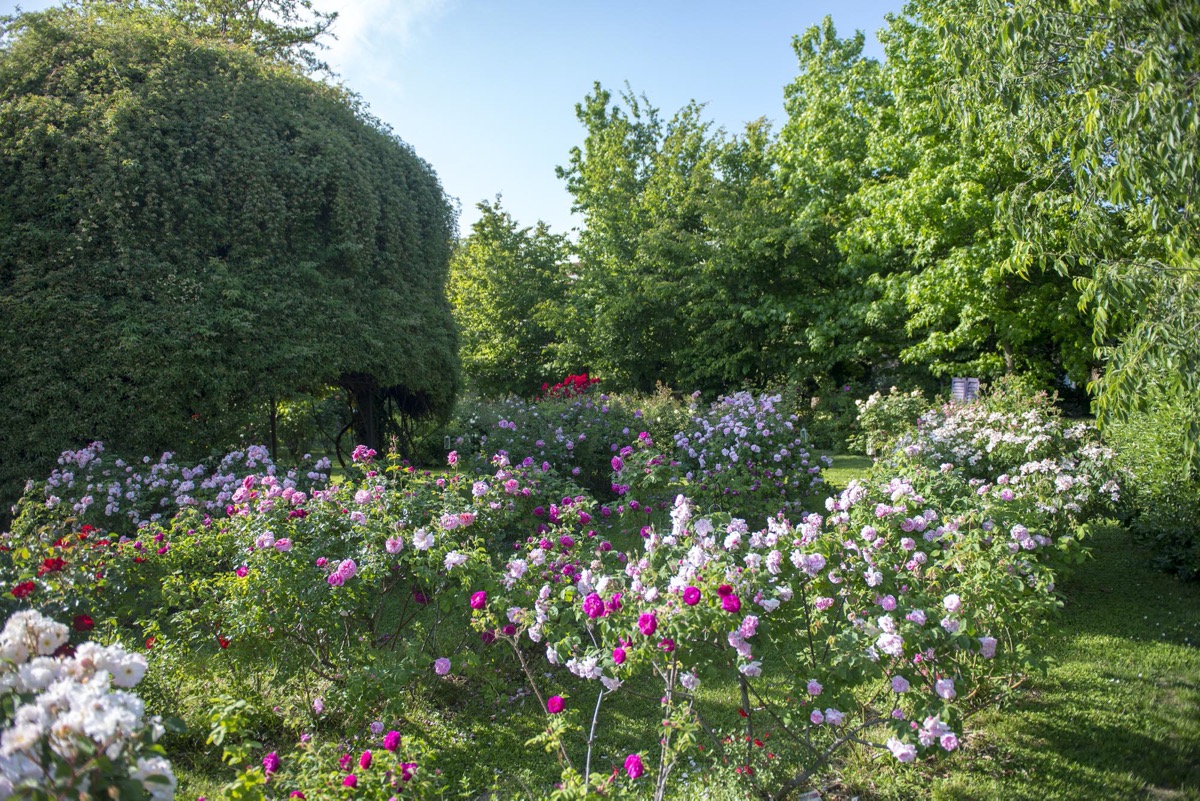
[[837, 521, 1200, 801], [820, 453, 872, 492]]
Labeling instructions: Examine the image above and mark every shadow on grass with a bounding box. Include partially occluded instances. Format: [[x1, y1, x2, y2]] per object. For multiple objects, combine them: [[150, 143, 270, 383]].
[[947, 526, 1200, 800], [845, 525, 1200, 801]]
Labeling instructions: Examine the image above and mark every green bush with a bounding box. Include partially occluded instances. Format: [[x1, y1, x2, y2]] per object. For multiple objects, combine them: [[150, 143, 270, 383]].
[[849, 386, 931, 457], [1109, 401, 1200, 580], [790, 381, 865, 452], [0, 5, 458, 516]]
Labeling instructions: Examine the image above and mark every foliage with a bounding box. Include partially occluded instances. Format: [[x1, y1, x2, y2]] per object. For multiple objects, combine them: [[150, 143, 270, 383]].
[[617, 391, 829, 524], [0, 379, 1123, 798], [776, 18, 901, 384], [850, 386, 932, 457], [930, 0, 1200, 469], [1108, 399, 1200, 580], [834, 9, 1093, 386], [448, 200, 571, 398], [556, 84, 720, 392], [790, 381, 867, 452], [0, 3, 458, 515], [143, 0, 338, 73]]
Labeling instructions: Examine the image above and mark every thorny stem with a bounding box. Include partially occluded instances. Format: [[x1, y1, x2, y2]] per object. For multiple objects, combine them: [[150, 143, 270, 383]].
[[653, 655, 677, 801], [505, 635, 573, 771], [743, 679, 817, 758], [797, 580, 818, 665], [772, 716, 888, 801], [585, 686, 605, 779], [740, 674, 754, 767]]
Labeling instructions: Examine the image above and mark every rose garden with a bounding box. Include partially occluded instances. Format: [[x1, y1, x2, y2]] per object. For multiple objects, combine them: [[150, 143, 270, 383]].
[[2, 1, 1198, 799]]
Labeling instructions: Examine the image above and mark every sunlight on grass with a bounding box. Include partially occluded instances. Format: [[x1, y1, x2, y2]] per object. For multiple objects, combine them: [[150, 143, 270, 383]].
[[843, 523, 1200, 801]]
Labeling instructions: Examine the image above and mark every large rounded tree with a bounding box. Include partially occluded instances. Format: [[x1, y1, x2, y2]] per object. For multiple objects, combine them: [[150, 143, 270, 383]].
[[0, 4, 458, 507]]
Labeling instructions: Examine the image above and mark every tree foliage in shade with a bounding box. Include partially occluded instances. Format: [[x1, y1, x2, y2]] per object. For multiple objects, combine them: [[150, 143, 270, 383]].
[[448, 198, 569, 398], [0, 4, 457, 508]]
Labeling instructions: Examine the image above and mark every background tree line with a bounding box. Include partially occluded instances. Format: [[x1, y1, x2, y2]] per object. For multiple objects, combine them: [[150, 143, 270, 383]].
[[452, 0, 1196, 471]]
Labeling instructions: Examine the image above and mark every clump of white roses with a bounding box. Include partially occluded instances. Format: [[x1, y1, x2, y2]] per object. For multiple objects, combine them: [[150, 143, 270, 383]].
[[0, 609, 174, 800]]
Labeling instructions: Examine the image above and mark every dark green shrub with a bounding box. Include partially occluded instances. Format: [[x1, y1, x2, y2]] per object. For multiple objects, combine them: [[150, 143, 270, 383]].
[[0, 5, 457, 515], [799, 383, 863, 451], [1109, 402, 1200, 580]]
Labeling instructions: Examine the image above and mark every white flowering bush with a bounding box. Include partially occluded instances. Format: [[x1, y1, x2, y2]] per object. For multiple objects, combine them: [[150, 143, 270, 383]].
[[0, 609, 174, 800], [850, 386, 931, 457]]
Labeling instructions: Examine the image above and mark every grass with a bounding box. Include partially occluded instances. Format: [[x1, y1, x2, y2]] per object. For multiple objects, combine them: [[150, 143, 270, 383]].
[[820, 453, 872, 493], [836, 521, 1200, 801]]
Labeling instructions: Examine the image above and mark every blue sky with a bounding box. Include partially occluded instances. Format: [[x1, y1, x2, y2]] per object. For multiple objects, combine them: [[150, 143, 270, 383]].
[[3, 0, 905, 236]]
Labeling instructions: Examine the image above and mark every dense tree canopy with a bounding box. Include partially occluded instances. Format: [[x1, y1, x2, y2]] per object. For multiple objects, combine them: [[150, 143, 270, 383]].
[[0, 3, 457, 507], [448, 199, 569, 397], [929, 0, 1200, 466], [505, 12, 1095, 401]]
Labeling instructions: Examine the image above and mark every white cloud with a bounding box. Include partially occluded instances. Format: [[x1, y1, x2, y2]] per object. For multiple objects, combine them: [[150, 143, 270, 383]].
[[324, 0, 451, 75]]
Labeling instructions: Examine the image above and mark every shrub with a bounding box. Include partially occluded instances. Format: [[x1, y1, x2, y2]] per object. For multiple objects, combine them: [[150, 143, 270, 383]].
[[449, 392, 638, 497], [0, 379, 1125, 797], [616, 391, 828, 524], [0, 609, 176, 799], [23, 442, 330, 529], [850, 386, 932, 457], [1108, 401, 1200, 580], [792, 381, 867, 452]]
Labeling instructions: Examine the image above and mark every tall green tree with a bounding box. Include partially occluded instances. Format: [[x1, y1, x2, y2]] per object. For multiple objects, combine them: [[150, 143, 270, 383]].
[[836, 9, 1093, 386], [448, 199, 569, 397], [775, 18, 904, 387], [931, 0, 1200, 462], [557, 83, 721, 392], [671, 119, 805, 390], [0, 3, 457, 507]]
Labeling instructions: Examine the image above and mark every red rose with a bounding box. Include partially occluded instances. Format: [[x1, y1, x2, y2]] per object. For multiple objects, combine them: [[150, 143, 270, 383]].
[[11, 581, 35, 599], [73, 614, 94, 632], [37, 557, 67, 576]]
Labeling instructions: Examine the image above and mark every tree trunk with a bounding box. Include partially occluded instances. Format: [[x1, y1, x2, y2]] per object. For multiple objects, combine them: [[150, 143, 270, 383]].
[[268, 396, 278, 461], [341, 373, 384, 453]]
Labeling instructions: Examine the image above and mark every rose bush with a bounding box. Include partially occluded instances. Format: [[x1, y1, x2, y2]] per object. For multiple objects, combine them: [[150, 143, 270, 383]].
[[0, 381, 1122, 798], [0, 609, 175, 800]]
